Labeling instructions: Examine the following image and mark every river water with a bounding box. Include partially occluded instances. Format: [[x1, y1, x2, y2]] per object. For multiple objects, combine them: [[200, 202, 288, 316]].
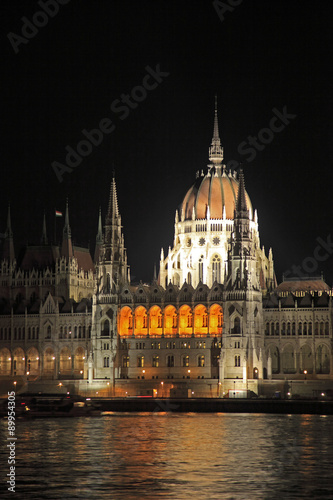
[[1, 412, 333, 499]]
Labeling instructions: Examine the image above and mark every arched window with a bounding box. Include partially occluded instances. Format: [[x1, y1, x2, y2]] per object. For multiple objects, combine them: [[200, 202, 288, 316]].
[[152, 356, 159, 367], [183, 355, 189, 367], [137, 356, 144, 368], [211, 255, 221, 283], [233, 317, 241, 334], [167, 355, 174, 367], [103, 357, 109, 368], [102, 320, 110, 337], [199, 256, 204, 282], [106, 274, 111, 293], [325, 322, 329, 336], [303, 322, 307, 336], [46, 325, 51, 339], [198, 355, 205, 367]]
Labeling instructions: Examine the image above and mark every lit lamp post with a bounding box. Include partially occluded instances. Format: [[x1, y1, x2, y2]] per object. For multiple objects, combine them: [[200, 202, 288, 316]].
[[304, 370, 307, 385], [142, 369, 145, 379], [161, 381, 164, 397]]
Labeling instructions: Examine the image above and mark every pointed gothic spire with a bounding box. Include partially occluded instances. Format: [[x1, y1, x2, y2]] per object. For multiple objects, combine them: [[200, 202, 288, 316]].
[[61, 199, 73, 258], [96, 207, 103, 244], [2, 205, 15, 262], [235, 170, 248, 214], [94, 207, 103, 263], [106, 177, 119, 225], [5, 205, 13, 239], [209, 96, 224, 165], [41, 212, 48, 245]]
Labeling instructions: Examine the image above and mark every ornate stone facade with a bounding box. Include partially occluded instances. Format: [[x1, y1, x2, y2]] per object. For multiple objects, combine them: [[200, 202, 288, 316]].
[[0, 105, 332, 397]]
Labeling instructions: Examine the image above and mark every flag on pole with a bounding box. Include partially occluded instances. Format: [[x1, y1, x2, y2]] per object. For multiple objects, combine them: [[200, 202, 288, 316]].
[[55, 210, 63, 217]]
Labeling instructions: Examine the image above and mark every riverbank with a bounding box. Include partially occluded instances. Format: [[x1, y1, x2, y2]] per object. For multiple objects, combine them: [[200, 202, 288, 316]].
[[94, 397, 333, 415]]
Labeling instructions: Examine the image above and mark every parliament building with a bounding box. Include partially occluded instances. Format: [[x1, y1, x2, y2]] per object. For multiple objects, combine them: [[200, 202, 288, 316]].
[[0, 106, 332, 398]]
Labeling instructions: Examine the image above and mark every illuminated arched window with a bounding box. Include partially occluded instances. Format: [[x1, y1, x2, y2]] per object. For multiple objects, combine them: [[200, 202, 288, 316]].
[[183, 355, 189, 367], [137, 356, 144, 368]]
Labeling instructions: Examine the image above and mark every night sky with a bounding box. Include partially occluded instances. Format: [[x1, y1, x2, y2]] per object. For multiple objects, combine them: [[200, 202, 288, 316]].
[[1, 0, 332, 284]]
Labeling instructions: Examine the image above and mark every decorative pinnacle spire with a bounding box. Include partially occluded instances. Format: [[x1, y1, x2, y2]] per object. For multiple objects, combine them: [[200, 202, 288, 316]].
[[5, 205, 13, 238], [209, 96, 223, 165], [96, 207, 103, 244], [106, 176, 119, 224], [63, 198, 71, 238], [235, 169, 248, 214]]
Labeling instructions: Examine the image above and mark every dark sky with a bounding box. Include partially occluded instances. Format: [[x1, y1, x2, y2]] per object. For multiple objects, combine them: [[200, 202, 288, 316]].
[[1, 0, 333, 284]]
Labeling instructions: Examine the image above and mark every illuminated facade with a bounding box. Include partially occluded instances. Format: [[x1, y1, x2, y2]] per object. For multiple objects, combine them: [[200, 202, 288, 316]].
[[0, 105, 332, 397]]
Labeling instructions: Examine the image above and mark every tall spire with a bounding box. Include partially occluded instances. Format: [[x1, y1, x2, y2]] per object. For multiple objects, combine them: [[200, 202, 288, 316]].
[[106, 177, 119, 225], [61, 199, 73, 258], [5, 205, 13, 239], [2, 205, 15, 262], [94, 207, 103, 263], [235, 170, 248, 215], [209, 96, 224, 165], [41, 212, 48, 245]]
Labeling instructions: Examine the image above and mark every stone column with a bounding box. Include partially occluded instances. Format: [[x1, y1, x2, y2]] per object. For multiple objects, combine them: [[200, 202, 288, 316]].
[[268, 354, 272, 380]]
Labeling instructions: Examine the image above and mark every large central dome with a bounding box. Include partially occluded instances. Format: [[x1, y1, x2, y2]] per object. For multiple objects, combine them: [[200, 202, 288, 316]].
[[181, 167, 252, 220]]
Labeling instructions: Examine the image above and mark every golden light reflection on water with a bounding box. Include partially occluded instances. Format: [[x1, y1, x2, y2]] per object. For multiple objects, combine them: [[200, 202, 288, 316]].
[[1, 413, 333, 499]]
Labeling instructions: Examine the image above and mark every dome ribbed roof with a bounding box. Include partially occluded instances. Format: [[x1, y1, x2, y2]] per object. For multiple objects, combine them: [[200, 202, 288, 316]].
[[181, 168, 252, 220]]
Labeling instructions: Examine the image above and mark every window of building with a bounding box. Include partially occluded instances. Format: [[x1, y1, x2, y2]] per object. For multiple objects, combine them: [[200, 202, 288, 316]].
[[46, 325, 51, 339], [235, 355, 241, 367], [212, 255, 221, 283], [199, 257, 204, 282], [103, 357, 109, 368], [153, 355, 159, 367], [233, 317, 241, 334], [198, 355, 205, 367], [122, 356, 129, 368], [137, 356, 144, 368], [183, 355, 189, 367], [102, 320, 110, 337], [167, 355, 174, 367]]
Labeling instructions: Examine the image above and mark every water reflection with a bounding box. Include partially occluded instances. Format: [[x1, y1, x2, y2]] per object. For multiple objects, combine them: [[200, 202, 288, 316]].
[[1, 413, 333, 499]]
